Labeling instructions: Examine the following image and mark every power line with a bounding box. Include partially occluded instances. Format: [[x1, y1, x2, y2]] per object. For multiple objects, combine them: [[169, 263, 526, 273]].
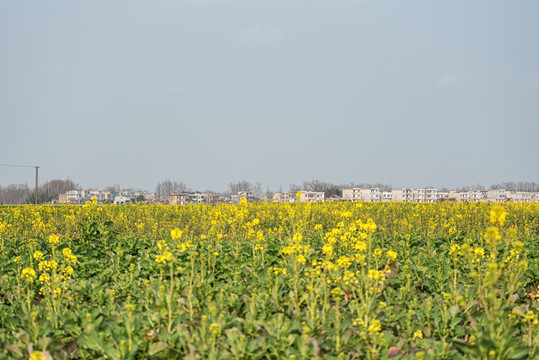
[[0, 163, 36, 168], [0, 163, 40, 204]]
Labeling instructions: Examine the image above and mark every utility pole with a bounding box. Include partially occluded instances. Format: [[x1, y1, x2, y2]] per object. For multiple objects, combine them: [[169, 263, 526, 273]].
[[35, 166, 39, 205]]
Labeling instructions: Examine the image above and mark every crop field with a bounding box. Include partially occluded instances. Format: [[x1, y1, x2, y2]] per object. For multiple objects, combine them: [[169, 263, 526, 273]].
[[1, 200, 539, 359]]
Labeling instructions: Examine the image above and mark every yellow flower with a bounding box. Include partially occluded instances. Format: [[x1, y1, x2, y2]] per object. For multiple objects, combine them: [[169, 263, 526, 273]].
[[21, 268, 36, 283], [387, 250, 397, 260], [490, 205, 507, 227], [373, 248, 383, 257], [63, 266, 74, 276], [354, 241, 367, 251], [484, 227, 501, 243], [368, 319, 382, 334], [322, 244, 333, 256], [296, 191, 302, 199], [296, 255, 306, 264], [33, 251, 44, 261], [62, 248, 72, 257], [170, 228, 183, 240], [209, 322, 221, 335], [474, 248, 485, 257], [337, 256, 352, 268], [414, 330, 424, 339], [155, 251, 173, 264], [292, 233, 303, 243], [157, 240, 168, 250], [39, 273, 51, 284], [48, 234, 60, 244], [29, 351, 47, 360]]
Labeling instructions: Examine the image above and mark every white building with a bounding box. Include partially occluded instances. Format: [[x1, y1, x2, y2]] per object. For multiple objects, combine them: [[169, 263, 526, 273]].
[[342, 188, 381, 202], [298, 191, 325, 203]]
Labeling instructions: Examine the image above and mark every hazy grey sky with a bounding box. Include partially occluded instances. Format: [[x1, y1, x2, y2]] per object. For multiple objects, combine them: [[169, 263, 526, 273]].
[[1, 0, 538, 192]]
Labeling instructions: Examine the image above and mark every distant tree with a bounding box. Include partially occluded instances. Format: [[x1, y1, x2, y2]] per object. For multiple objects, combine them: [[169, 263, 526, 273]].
[[289, 184, 301, 193], [105, 184, 121, 194], [38, 179, 79, 203], [265, 185, 274, 199], [155, 180, 189, 201], [253, 182, 263, 198], [227, 180, 253, 194], [0, 184, 31, 204]]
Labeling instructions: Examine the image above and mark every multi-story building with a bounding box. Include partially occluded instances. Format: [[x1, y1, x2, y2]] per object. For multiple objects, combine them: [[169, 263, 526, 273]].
[[437, 192, 449, 202], [392, 188, 414, 202], [381, 191, 392, 202], [487, 189, 506, 203], [342, 188, 381, 202], [469, 190, 488, 202], [298, 191, 325, 203], [231, 191, 255, 204], [413, 188, 437, 203], [169, 193, 189, 205], [272, 192, 294, 203]]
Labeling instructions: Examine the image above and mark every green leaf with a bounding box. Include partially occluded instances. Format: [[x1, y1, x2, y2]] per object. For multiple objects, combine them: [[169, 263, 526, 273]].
[[149, 342, 170, 356], [506, 349, 531, 360], [6, 343, 23, 357]]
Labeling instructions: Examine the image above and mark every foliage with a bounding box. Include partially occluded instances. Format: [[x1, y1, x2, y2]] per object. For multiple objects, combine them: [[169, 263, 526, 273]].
[[0, 201, 538, 359]]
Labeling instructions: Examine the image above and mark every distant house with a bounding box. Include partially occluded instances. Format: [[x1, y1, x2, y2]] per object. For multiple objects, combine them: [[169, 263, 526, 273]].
[[231, 191, 255, 204], [272, 192, 294, 203], [114, 195, 131, 205], [298, 191, 325, 203], [169, 193, 189, 205]]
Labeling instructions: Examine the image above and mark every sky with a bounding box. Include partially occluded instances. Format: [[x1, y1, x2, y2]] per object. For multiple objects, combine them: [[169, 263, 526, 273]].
[[1, 0, 538, 192]]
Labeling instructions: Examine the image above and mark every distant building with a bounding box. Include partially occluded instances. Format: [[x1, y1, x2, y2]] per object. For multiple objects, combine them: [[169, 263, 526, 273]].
[[231, 191, 255, 204], [342, 188, 381, 202], [272, 192, 294, 203], [392, 189, 414, 202], [298, 191, 325, 203], [114, 195, 131, 205], [169, 193, 189, 205]]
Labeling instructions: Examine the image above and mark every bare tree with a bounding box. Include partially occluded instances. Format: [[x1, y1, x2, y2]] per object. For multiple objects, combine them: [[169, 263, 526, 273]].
[[0, 183, 31, 204], [156, 180, 189, 200], [253, 182, 263, 197], [38, 179, 79, 203], [289, 183, 301, 193], [105, 184, 121, 194], [227, 180, 253, 194]]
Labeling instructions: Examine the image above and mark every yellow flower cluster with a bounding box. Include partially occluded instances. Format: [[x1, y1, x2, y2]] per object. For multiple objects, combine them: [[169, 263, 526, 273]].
[[155, 251, 173, 264], [21, 268, 36, 283]]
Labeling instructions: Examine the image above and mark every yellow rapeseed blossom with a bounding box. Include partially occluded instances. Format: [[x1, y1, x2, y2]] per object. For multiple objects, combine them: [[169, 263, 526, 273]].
[[155, 251, 173, 264], [29, 351, 47, 360], [484, 227, 501, 243], [48, 234, 60, 244], [368, 319, 382, 334], [490, 205, 507, 227], [33, 251, 44, 261], [170, 228, 183, 239], [387, 250, 397, 260], [39, 273, 51, 284], [414, 330, 424, 339], [209, 323, 221, 335], [322, 244, 333, 256], [21, 268, 36, 283], [63, 266, 74, 276]]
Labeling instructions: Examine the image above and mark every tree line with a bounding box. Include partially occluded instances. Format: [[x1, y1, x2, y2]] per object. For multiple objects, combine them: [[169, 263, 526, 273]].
[[1, 179, 538, 205]]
